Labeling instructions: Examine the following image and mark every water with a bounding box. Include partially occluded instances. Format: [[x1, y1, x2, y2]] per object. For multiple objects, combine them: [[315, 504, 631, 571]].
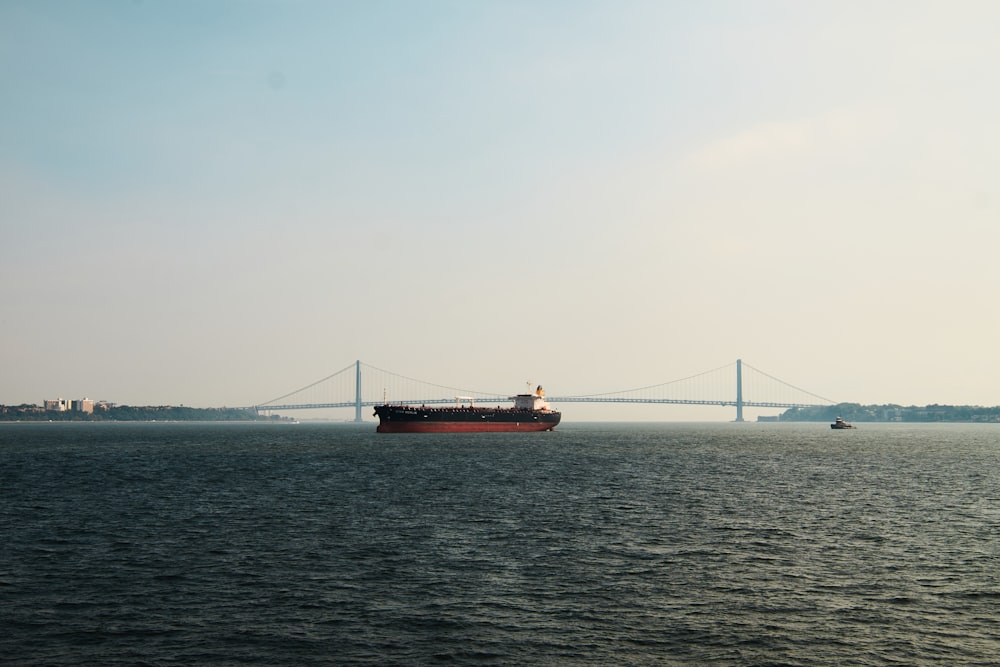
[[2, 421, 998, 666]]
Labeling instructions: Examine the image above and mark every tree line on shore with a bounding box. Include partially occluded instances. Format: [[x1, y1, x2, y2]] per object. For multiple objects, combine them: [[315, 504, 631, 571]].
[[777, 403, 1000, 423], [0, 404, 278, 422]]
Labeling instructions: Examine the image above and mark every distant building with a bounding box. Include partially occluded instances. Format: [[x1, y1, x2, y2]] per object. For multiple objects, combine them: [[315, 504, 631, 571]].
[[45, 398, 97, 413]]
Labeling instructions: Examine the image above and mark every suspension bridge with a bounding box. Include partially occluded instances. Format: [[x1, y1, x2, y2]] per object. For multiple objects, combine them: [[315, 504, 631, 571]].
[[254, 359, 837, 422]]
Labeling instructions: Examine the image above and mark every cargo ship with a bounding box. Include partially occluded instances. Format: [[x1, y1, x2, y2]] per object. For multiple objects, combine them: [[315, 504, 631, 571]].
[[373, 385, 561, 433]]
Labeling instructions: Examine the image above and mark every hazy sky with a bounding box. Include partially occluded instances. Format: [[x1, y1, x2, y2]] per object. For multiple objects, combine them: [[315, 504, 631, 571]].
[[3, 0, 999, 420]]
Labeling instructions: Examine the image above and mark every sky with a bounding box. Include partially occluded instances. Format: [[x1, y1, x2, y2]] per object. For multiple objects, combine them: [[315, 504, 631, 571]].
[[2, 0, 999, 421]]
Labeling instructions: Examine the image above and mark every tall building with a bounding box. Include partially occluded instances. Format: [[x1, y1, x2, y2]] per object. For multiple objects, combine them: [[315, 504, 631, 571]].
[[44, 398, 96, 413]]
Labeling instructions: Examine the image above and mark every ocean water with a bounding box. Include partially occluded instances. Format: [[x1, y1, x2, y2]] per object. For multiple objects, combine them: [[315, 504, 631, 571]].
[[1, 421, 998, 666]]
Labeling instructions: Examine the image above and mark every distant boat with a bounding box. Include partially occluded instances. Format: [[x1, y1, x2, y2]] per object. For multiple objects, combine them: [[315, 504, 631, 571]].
[[831, 416, 854, 429]]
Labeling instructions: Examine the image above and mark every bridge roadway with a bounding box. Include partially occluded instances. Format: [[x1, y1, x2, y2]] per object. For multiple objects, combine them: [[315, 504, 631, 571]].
[[255, 397, 823, 412]]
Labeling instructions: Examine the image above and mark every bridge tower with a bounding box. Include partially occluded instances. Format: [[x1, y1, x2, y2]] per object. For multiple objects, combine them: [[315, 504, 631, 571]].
[[355, 360, 363, 422], [735, 358, 744, 422]]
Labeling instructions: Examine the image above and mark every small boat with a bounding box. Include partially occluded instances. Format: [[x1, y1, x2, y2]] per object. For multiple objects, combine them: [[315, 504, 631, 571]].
[[830, 416, 854, 429]]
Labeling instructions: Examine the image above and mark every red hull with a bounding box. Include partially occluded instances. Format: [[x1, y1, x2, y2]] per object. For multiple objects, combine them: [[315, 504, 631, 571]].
[[376, 421, 557, 433]]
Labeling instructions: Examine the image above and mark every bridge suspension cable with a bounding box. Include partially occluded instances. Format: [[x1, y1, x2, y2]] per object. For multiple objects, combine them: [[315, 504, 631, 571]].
[[258, 361, 356, 407], [556, 362, 736, 400], [360, 362, 506, 402], [739, 361, 837, 405]]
